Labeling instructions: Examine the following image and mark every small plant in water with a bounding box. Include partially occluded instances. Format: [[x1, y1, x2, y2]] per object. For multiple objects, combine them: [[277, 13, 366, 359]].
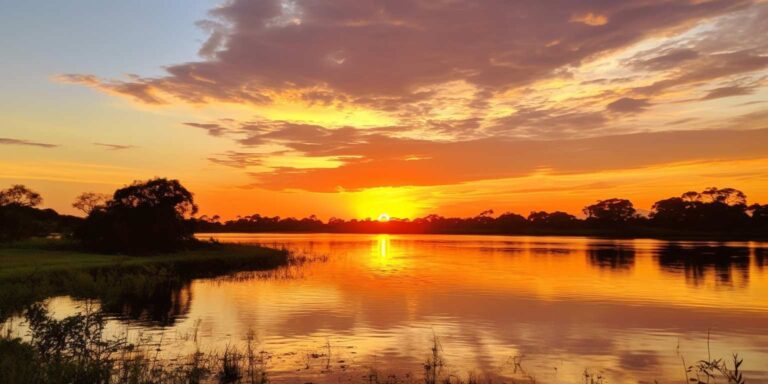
[[424, 333, 445, 384], [689, 354, 746, 384], [219, 344, 243, 383]]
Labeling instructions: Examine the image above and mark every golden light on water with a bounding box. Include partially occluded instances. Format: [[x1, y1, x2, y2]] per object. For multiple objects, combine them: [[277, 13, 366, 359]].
[[377, 234, 389, 257], [368, 234, 408, 275]]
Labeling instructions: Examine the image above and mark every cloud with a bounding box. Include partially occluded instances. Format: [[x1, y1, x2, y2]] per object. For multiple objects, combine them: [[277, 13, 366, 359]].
[[606, 98, 651, 114], [207, 151, 265, 168], [183, 122, 232, 137], [186, 118, 407, 151], [62, 0, 753, 108], [700, 85, 756, 100], [570, 12, 608, 27], [57, 74, 167, 105], [93, 142, 135, 150], [633, 50, 768, 96], [491, 106, 608, 137], [245, 128, 768, 192], [626, 48, 700, 71], [0, 137, 58, 148]]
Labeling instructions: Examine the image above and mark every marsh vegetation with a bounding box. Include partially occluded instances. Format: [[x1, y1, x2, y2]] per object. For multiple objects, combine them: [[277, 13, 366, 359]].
[[0, 306, 750, 384]]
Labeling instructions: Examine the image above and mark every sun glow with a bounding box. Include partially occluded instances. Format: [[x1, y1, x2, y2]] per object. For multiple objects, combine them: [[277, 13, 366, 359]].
[[351, 187, 425, 220], [377, 213, 391, 222]]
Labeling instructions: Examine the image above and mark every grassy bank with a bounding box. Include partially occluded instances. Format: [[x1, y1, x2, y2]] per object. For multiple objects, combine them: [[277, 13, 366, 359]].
[[0, 239, 289, 322]]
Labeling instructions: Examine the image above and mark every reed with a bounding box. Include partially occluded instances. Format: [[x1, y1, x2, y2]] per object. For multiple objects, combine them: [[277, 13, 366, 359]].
[[0, 304, 754, 384]]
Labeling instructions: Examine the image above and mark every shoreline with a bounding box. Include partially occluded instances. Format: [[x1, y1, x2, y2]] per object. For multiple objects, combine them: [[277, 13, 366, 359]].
[[0, 240, 289, 321], [195, 230, 768, 242]]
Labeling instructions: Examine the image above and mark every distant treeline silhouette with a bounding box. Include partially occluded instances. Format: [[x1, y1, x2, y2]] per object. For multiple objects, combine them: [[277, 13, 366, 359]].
[[192, 187, 768, 238], [2, 183, 767, 244]]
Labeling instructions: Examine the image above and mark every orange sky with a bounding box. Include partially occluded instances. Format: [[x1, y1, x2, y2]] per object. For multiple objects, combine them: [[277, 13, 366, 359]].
[[2, 0, 768, 219]]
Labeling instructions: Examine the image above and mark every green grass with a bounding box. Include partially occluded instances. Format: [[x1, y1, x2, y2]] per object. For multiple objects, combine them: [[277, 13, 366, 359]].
[[0, 239, 289, 321], [0, 238, 286, 280]]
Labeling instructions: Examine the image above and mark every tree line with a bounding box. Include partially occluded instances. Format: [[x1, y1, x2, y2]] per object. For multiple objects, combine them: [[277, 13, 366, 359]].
[[1, 182, 767, 253], [193, 187, 768, 238]]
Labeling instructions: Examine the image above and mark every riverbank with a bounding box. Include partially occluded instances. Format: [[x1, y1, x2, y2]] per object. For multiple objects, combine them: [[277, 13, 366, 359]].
[[0, 239, 289, 321], [195, 227, 768, 242]]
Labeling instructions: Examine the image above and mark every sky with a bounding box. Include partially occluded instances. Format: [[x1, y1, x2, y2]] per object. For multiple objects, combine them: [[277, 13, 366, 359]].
[[2, 0, 768, 220]]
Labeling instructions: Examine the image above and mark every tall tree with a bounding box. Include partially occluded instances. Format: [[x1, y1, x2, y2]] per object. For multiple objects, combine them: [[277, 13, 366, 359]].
[[0, 185, 42, 207], [583, 198, 637, 224], [72, 192, 110, 215], [76, 178, 198, 253]]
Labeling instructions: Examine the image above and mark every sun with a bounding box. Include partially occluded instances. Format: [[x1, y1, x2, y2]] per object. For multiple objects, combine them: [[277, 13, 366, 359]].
[[377, 213, 391, 222]]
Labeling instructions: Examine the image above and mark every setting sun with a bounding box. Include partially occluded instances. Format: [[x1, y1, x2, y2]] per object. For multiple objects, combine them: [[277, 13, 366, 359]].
[[377, 213, 391, 222]]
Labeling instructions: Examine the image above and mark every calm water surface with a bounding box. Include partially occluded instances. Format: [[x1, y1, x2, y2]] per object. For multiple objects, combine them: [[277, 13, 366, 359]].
[[36, 234, 768, 382]]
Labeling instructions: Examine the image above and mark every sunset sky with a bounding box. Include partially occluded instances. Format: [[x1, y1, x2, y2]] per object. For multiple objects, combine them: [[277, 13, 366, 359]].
[[2, 0, 768, 219]]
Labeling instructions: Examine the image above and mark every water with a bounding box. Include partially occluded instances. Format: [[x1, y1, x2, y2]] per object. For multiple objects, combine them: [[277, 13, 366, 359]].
[[29, 234, 768, 382]]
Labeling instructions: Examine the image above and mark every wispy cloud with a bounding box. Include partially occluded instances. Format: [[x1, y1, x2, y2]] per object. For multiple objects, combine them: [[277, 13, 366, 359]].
[[93, 142, 135, 150], [0, 137, 58, 148]]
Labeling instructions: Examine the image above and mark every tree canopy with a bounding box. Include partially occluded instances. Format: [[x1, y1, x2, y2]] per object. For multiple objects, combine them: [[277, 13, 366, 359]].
[[76, 178, 198, 253], [583, 198, 637, 224], [0, 185, 42, 207], [72, 192, 110, 215]]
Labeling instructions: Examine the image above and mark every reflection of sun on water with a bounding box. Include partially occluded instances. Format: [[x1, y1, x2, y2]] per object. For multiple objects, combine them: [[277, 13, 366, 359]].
[[369, 234, 407, 275], [378, 234, 389, 257]]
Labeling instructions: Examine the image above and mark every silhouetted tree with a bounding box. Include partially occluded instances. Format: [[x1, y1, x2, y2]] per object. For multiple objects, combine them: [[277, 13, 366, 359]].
[[0, 185, 81, 241], [528, 211, 578, 229], [651, 187, 749, 231], [650, 197, 691, 227], [0, 185, 45, 241], [700, 187, 746, 206], [0, 185, 42, 207], [76, 178, 198, 253], [583, 198, 637, 225], [494, 212, 528, 232], [72, 192, 110, 215]]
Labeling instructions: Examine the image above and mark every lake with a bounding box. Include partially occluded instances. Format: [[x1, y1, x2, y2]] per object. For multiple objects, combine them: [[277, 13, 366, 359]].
[[28, 234, 768, 383]]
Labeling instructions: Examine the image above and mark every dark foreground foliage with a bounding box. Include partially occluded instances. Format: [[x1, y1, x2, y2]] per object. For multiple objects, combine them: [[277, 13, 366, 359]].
[[0, 307, 750, 384], [1, 304, 214, 384]]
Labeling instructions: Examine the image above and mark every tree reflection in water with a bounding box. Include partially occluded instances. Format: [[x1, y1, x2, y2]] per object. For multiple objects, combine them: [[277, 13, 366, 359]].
[[656, 244, 750, 287]]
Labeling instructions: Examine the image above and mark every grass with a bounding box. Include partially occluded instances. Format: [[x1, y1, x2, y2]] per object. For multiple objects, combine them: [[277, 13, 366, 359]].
[[0, 238, 289, 321], [0, 306, 752, 384], [0, 238, 287, 280]]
